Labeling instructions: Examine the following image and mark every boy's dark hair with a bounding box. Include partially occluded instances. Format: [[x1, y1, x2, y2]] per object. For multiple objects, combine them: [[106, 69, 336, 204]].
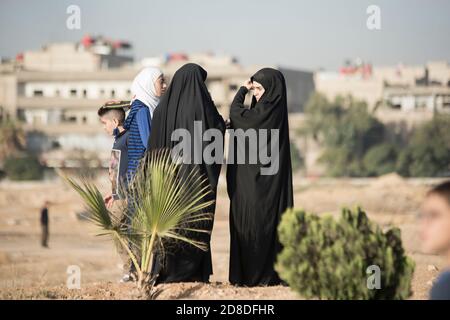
[[98, 107, 126, 125], [98, 100, 130, 125], [428, 180, 450, 205]]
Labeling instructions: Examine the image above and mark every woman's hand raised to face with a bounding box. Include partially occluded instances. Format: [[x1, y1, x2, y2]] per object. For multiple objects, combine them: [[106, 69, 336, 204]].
[[243, 79, 253, 90]]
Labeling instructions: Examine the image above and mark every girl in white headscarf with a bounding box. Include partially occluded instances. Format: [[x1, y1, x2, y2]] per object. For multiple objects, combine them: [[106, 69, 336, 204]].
[[124, 67, 166, 182], [119, 67, 166, 282], [130, 67, 166, 116]]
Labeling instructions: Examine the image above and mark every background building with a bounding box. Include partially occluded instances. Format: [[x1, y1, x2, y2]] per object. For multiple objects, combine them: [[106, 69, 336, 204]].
[[0, 37, 314, 169], [315, 59, 450, 113]]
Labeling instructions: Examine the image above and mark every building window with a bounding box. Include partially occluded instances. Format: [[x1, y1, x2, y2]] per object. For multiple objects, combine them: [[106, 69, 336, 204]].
[[55, 90, 60, 97], [62, 112, 77, 123], [33, 90, 44, 97], [229, 84, 238, 91], [100, 89, 105, 97], [443, 95, 450, 108], [111, 90, 116, 98], [17, 109, 26, 122], [65, 116, 77, 123], [82, 89, 88, 98], [51, 141, 61, 149], [70, 89, 77, 97]]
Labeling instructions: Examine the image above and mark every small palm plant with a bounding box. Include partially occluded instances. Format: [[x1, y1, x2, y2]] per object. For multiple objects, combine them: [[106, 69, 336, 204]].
[[65, 149, 214, 297]]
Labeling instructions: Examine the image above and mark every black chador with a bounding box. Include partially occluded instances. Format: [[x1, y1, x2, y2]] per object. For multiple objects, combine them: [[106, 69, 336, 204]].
[[149, 63, 225, 283], [227, 68, 294, 286]]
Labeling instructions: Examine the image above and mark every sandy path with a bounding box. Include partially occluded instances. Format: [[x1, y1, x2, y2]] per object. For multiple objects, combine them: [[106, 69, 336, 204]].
[[0, 174, 445, 299]]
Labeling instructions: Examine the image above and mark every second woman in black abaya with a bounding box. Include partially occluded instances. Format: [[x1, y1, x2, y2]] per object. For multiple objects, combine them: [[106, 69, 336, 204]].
[[149, 63, 225, 283], [227, 68, 294, 286]]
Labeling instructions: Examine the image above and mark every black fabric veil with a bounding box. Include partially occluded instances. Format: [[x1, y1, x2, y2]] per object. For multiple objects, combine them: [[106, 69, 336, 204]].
[[227, 68, 294, 286], [149, 63, 225, 283]]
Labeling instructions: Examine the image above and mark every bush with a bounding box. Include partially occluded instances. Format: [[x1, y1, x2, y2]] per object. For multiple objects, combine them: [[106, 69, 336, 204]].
[[0, 120, 25, 162], [303, 93, 450, 177], [363, 143, 398, 176], [4, 154, 44, 180], [276, 207, 415, 300], [396, 115, 450, 177], [290, 142, 304, 172], [304, 93, 386, 177]]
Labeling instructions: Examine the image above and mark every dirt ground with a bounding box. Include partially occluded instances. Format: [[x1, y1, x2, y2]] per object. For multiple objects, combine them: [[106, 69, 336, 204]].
[[0, 173, 446, 300]]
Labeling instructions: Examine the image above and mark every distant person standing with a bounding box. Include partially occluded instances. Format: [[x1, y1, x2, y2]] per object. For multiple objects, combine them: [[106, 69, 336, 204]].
[[40, 201, 50, 248]]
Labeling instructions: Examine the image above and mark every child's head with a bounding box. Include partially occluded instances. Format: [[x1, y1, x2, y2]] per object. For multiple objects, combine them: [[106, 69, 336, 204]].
[[98, 106, 126, 136], [420, 181, 450, 255]]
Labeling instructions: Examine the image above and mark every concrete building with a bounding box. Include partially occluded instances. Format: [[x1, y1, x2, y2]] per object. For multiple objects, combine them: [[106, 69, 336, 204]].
[[0, 40, 314, 168], [315, 59, 450, 113], [279, 67, 314, 112], [19, 35, 133, 72], [315, 71, 383, 109], [383, 86, 450, 112]]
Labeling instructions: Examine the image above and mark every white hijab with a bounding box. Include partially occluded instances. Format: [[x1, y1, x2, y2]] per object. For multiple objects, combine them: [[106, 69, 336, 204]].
[[131, 67, 163, 116]]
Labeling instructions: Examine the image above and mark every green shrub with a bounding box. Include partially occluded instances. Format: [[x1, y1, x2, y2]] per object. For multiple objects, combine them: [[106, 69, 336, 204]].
[[4, 154, 44, 180], [303, 93, 450, 177], [290, 142, 304, 172], [396, 115, 450, 177], [276, 207, 415, 300], [304, 93, 386, 177], [363, 143, 398, 176]]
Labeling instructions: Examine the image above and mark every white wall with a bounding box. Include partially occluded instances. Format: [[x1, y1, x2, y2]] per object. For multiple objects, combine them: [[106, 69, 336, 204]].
[[24, 80, 132, 99]]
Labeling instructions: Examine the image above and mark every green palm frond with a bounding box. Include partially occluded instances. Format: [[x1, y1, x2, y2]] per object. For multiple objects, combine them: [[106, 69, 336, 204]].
[[65, 148, 215, 291], [126, 149, 214, 246], [65, 177, 115, 230], [64, 176, 141, 274], [127, 149, 214, 273]]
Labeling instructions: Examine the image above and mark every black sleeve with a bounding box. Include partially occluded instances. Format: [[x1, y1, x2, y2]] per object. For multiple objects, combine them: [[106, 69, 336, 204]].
[[229, 86, 260, 126], [230, 86, 248, 110], [229, 86, 275, 131]]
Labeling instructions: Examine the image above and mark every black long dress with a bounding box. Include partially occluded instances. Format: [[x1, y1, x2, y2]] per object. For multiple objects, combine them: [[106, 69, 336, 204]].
[[227, 68, 294, 286], [148, 63, 225, 283]]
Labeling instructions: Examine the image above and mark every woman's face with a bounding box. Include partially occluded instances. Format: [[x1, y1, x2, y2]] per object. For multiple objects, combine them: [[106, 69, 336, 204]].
[[252, 80, 265, 102], [154, 75, 167, 97], [420, 193, 450, 255]]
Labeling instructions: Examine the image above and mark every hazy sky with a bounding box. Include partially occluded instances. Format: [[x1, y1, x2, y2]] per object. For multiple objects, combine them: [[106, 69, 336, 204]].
[[1, 0, 449, 71]]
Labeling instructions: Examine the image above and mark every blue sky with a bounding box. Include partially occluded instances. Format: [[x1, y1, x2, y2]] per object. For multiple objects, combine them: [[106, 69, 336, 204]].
[[1, 0, 449, 70]]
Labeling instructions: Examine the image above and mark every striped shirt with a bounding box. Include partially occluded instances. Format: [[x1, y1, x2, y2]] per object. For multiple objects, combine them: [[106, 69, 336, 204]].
[[123, 99, 151, 183]]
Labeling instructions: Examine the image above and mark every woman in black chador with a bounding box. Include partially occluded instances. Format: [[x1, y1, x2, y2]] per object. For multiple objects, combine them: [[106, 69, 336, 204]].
[[149, 63, 225, 283], [227, 68, 294, 286]]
